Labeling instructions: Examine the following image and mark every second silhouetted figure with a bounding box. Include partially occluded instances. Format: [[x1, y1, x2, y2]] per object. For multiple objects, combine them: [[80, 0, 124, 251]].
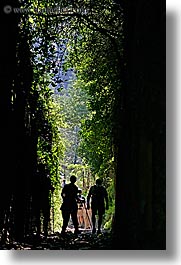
[[87, 178, 109, 234]]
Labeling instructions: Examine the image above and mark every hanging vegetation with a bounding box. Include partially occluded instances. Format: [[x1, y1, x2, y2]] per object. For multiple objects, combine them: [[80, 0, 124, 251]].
[[0, 0, 165, 249]]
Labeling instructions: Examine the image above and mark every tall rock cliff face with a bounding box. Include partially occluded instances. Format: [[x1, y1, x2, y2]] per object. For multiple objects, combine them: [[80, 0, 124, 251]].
[[113, 0, 165, 249]]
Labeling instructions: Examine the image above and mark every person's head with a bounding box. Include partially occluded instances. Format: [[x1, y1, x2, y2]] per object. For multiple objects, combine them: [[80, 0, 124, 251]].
[[96, 178, 102, 186], [70, 175, 77, 184]]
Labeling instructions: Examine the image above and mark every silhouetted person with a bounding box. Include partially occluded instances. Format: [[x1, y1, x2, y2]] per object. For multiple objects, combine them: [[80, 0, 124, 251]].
[[87, 179, 109, 234], [60, 175, 79, 235], [77, 189, 86, 228]]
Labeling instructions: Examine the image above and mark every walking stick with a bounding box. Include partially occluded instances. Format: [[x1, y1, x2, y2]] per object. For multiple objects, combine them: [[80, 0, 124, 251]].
[[83, 202, 92, 229]]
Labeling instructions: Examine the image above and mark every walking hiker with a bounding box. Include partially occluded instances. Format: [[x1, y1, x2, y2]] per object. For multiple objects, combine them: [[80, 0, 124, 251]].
[[77, 190, 92, 229], [87, 178, 109, 234], [60, 175, 79, 236], [77, 189, 85, 228]]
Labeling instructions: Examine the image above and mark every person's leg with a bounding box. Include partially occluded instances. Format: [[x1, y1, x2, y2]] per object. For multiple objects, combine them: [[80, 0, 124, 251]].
[[71, 210, 79, 233], [80, 209, 84, 227], [91, 210, 96, 233], [83, 208, 89, 229], [77, 209, 81, 227], [97, 213, 103, 233], [61, 210, 70, 234]]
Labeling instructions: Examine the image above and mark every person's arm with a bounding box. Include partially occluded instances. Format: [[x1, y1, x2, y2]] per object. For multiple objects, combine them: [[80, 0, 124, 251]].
[[61, 185, 66, 199]]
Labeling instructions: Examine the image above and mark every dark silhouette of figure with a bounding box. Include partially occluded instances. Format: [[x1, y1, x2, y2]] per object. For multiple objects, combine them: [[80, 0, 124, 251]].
[[77, 189, 86, 228], [60, 175, 79, 235], [87, 179, 109, 234]]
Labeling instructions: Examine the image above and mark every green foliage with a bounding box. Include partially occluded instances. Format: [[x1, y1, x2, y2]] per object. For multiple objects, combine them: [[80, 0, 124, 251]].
[[103, 179, 115, 229], [18, 0, 124, 231], [59, 79, 90, 165], [51, 185, 63, 232], [35, 85, 65, 184], [58, 0, 123, 225]]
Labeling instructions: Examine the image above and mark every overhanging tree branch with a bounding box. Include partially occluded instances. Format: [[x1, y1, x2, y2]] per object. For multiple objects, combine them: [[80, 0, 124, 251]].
[[30, 11, 122, 57]]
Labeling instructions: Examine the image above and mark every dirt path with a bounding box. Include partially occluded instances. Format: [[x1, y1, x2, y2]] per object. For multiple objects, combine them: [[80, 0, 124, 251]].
[[0, 230, 113, 250]]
